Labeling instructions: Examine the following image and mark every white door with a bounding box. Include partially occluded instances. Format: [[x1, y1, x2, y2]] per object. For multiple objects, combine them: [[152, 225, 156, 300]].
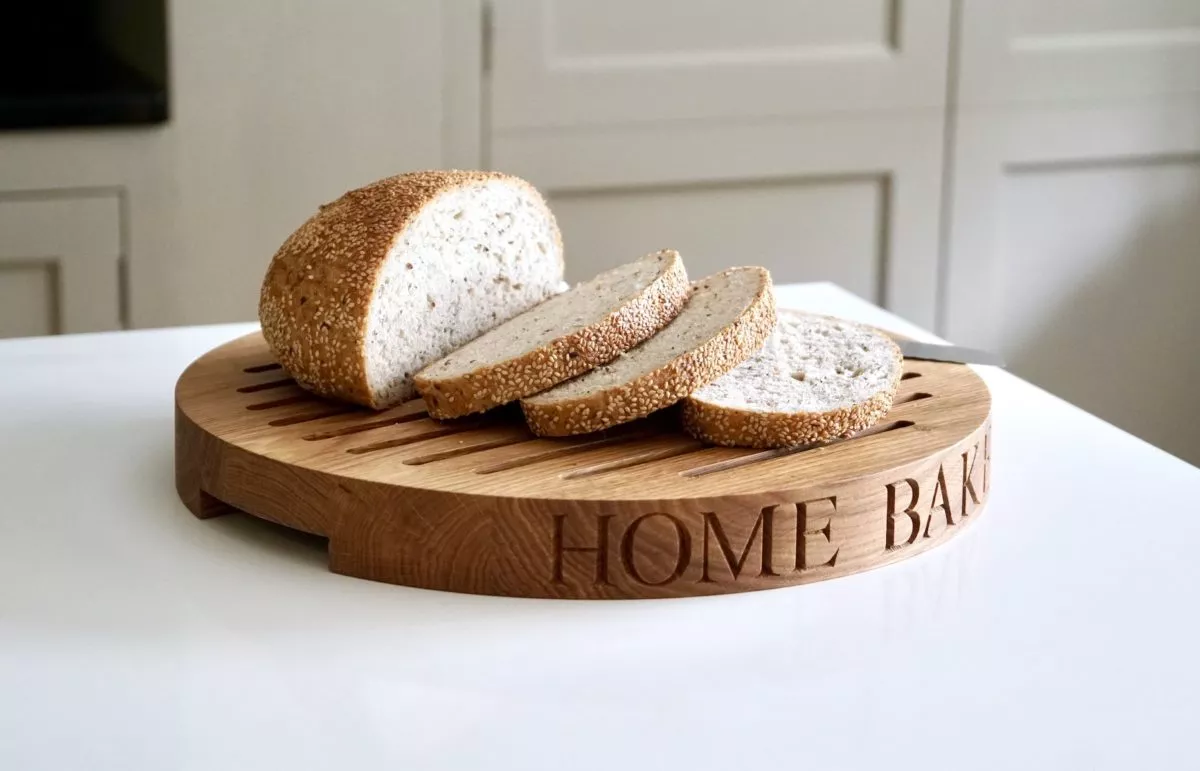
[[488, 0, 952, 328], [491, 0, 949, 131], [958, 0, 1200, 109], [0, 193, 123, 338], [944, 0, 1200, 463]]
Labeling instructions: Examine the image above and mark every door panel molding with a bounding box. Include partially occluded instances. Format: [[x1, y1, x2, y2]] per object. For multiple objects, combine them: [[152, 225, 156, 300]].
[[490, 0, 951, 131], [0, 191, 123, 337]]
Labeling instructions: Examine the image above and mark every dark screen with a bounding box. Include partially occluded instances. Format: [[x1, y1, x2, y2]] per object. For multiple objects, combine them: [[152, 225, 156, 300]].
[[0, 0, 169, 130]]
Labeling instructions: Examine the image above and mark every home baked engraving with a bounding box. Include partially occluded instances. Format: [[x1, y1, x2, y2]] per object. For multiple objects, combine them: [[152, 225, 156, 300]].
[[552, 493, 847, 587], [551, 428, 991, 587], [886, 430, 989, 550]]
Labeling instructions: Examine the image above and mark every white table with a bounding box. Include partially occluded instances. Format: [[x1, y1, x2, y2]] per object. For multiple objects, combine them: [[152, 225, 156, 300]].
[[2, 283, 1197, 771]]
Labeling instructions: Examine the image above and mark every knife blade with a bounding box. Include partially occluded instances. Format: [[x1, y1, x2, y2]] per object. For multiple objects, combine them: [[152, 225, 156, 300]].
[[894, 339, 1006, 367]]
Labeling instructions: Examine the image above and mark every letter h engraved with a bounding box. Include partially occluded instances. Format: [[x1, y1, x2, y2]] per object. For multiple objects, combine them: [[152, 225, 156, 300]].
[[552, 514, 613, 585]]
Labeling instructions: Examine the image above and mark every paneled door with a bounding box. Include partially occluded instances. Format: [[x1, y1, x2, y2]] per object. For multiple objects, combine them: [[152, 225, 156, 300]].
[[487, 0, 952, 328], [0, 192, 123, 338], [490, 0, 949, 131], [943, 0, 1200, 463]]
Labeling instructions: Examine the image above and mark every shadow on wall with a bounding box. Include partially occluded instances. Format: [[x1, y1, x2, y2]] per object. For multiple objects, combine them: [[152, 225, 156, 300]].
[[1001, 158, 1200, 466]]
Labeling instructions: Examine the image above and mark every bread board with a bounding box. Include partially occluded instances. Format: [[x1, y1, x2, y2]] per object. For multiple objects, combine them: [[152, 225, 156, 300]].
[[175, 331, 992, 599]]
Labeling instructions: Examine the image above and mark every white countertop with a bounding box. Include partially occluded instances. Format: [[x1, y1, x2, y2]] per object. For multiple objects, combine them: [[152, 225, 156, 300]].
[[2, 283, 1198, 771]]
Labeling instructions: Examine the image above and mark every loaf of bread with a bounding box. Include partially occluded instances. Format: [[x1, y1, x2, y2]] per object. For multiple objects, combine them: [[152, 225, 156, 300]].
[[681, 311, 902, 448], [259, 170, 563, 408], [521, 267, 776, 436], [415, 249, 690, 419]]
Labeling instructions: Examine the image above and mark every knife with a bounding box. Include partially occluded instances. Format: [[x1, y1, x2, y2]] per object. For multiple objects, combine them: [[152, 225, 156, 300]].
[[892, 339, 1006, 367]]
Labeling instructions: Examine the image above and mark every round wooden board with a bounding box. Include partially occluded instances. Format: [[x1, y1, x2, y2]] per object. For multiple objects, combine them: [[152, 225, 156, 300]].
[[175, 331, 992, 599]]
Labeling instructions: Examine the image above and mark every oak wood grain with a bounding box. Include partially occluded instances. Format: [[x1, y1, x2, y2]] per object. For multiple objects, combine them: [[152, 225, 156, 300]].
[[175, 332, 992, 598]]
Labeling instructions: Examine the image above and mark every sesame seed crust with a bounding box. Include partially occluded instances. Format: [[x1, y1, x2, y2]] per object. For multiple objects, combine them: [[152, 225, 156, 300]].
[[680, 312, 904, 448], [681, 383, 898, 448], [413, 250, 690, 419], [519, 267, 777, 437], [257, 170, 561, 408]]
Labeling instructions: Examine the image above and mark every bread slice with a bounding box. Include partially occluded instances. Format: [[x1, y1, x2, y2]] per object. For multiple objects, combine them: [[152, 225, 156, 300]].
[[259, 170, 563, 409], [521, 267, 776, 436], [681, 311, 903, 448], [414, 249, 690, 419]]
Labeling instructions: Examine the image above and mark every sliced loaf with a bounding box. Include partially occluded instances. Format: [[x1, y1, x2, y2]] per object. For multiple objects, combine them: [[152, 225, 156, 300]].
[[259, 170, 563, 409], [521, 267, 776, 436], [681, 311, 903, 448], [415, 249, 689, 418]]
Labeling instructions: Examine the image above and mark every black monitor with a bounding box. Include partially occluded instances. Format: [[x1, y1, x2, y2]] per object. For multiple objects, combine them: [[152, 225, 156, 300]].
[[0, 0, 169, 130]]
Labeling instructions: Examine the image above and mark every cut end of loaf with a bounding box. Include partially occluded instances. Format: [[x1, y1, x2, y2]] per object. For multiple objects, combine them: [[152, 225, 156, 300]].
[[258, 170, 563, 409], [363, 177, 563, 407]]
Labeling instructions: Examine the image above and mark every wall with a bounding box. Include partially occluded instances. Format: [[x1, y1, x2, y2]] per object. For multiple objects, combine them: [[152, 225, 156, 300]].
[[0, 0, 454, 332]]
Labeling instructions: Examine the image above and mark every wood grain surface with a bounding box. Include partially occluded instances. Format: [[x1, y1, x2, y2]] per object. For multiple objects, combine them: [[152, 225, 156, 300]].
[[175, 332, 992, 599]]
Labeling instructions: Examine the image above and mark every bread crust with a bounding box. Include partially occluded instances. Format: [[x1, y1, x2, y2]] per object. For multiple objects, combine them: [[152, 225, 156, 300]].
[[414, 250, 690, 419], [258, 170, 561, 408], [520, 267, 777, 437], [680, 310, 904, 448]]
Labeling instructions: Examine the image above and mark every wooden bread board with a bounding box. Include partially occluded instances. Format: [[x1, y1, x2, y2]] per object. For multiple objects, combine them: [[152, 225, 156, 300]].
[[175, 331, 992, 599]]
